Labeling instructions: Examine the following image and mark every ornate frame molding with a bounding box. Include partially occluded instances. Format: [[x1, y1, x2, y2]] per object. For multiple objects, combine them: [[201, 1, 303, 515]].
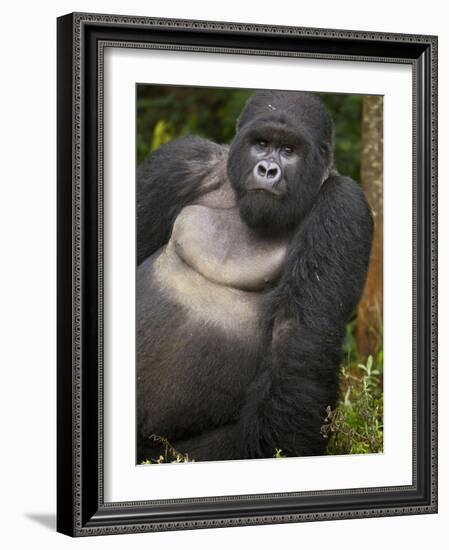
[[57, 12, 437, 536]]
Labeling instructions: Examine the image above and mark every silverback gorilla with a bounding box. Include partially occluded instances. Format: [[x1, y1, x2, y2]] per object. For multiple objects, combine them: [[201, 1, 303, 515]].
[[136, 90, 373, 463]]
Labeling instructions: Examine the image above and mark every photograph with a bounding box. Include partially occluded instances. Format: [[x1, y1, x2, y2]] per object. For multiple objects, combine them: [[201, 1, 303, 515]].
[[135, 85, 384, 464]]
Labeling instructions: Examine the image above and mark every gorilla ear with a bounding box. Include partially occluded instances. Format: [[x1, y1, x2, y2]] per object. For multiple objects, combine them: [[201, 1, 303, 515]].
[[319, 143, 329, 157], [319, 140, 335, 167], [318, 142, 337, 185]]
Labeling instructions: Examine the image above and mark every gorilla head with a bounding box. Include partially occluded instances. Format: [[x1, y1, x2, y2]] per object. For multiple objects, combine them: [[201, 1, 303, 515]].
[[227, 91, 335, 235]]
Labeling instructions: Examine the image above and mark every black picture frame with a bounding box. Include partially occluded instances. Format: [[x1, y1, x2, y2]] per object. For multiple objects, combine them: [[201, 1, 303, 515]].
[[57, 12, 438, 537]]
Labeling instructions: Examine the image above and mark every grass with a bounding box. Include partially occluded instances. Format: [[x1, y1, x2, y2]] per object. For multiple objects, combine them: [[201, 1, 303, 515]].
[[140, 435, 194, 465], [320, 320, 383, 455], [321, 354, 383, 455]]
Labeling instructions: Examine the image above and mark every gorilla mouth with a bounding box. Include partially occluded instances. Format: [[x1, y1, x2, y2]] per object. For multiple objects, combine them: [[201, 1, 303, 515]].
[[246, 188, 284, 199]]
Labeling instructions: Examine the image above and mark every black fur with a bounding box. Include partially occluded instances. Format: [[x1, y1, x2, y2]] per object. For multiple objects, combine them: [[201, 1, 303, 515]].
[[136, 91, 373, 462], [137, 136, 225, 264]]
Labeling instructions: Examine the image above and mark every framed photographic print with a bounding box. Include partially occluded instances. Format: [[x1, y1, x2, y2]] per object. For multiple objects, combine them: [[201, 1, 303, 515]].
[[57, 12, 438, 536]]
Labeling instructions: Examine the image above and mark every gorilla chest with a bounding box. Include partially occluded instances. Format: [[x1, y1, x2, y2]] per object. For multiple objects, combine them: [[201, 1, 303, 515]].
[[171, 205, 288, 291], [153, 204, 288, 334]]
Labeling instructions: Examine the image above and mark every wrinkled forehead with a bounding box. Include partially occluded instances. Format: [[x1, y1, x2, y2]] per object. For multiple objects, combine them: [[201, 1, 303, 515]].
[[243, 117, 315, 146]]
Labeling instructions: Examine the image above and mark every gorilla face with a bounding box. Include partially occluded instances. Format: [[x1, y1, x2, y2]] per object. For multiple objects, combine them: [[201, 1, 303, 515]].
[[227, 91, 335, 236], [246, 127, 301, 199]]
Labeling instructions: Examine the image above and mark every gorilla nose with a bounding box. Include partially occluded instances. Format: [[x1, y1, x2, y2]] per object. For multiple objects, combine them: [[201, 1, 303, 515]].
[[254, 160, 282, 185]]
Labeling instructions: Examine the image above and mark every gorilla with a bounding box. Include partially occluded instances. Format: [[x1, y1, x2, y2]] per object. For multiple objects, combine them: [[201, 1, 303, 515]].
[[136, 90, 373, 463]]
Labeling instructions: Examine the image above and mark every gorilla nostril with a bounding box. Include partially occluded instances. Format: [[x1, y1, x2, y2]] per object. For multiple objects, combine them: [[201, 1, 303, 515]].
[[267, 167, 279, 179], [257, 163, 267, 176]]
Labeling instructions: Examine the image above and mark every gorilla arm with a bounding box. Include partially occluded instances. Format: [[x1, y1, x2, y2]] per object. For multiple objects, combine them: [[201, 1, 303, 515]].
[[237, 175, 374, 458], [137, 136, 228, 264]]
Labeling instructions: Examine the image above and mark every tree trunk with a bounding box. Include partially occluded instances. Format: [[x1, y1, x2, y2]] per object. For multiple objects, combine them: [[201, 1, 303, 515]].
[[356, 96, 383, 360]]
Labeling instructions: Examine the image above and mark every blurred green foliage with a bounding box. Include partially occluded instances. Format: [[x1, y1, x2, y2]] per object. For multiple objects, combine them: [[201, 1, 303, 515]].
[[136, 85, 362, 181]]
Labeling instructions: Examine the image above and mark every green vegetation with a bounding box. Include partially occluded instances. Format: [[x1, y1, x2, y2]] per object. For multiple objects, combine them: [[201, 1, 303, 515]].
[[140, 435, 194, 465], [137, 86, 252, 164], [274, 448, 286, 459], [137, 85, 362, 182], [319, 93, 363, 182], [321, 322, 383, 455]]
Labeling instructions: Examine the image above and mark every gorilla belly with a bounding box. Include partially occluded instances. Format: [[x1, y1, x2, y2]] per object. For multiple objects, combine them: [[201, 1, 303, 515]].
[[137, 205, 288, 442]]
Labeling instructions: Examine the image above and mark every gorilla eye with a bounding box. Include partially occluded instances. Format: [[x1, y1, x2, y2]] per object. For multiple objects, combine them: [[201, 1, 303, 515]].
[[281, 145, 294, 155], [256, 139, 268, 149]]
